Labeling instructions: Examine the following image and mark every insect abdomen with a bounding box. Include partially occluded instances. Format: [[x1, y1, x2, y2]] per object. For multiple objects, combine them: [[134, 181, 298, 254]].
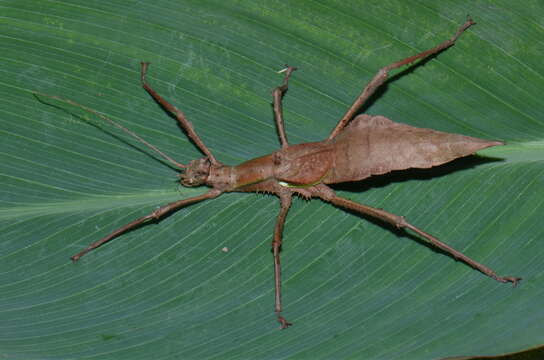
[[323, 115, 502, 184]]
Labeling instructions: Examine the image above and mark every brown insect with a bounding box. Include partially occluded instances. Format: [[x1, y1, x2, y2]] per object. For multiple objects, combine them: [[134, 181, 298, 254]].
[[38, 17, 520, 329]]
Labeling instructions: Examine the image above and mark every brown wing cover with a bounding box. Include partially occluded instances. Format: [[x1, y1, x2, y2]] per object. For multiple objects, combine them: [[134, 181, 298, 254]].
[[323, 115, 503, 184], [273, 142, 334, 185]]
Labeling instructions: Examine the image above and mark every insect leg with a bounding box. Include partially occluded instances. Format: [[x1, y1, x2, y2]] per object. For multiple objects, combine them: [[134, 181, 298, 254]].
[[272, 193, 293, 328], [70, 189, 222, 262], [328, 17, 475, 140], [140, 62, 219, 165], [273, 65, 297, 148], [313, 185, 521, 286]]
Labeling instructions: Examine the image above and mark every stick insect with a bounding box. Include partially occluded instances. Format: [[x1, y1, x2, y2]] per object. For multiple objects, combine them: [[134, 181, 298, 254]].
[[39, 17, 520, 329]]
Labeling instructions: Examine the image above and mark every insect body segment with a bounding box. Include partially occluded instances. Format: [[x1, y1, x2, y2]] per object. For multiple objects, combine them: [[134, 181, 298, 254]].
[[41, 17, 520, 329], [273, 143, 334, 186], [324, 115, 503, 183]]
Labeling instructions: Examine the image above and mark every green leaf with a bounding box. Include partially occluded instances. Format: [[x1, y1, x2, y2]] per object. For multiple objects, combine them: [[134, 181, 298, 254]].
[[1, 1, 543, 359]]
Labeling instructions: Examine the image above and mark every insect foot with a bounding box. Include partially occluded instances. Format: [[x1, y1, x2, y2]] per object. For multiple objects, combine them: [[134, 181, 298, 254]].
[[278, 315, 292, 329], [493, 275, 522, 287]]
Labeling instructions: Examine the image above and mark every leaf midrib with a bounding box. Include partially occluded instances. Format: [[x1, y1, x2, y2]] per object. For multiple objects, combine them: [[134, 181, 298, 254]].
[[0, 190, 197, 220], [3, 141, 541, 220]]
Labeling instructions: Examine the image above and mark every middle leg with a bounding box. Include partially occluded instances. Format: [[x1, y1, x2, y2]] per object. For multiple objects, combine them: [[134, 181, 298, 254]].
[[272, 192, 294, 328], [272, 65, 297, 148]]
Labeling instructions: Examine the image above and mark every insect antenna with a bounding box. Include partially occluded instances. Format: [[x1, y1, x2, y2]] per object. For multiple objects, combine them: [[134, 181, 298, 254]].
[[34, 92, 186, 169]]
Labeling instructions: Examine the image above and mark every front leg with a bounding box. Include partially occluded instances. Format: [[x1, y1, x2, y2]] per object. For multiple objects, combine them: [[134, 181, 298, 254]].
[[71, 189, 223, 261], [272, 192, 294, 328], [312, 185, 521, 286], [140, 62, 219, 165]]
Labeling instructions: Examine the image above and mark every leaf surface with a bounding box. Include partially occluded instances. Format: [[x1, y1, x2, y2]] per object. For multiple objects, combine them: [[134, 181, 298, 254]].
[[1, 1, 543, 359]]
